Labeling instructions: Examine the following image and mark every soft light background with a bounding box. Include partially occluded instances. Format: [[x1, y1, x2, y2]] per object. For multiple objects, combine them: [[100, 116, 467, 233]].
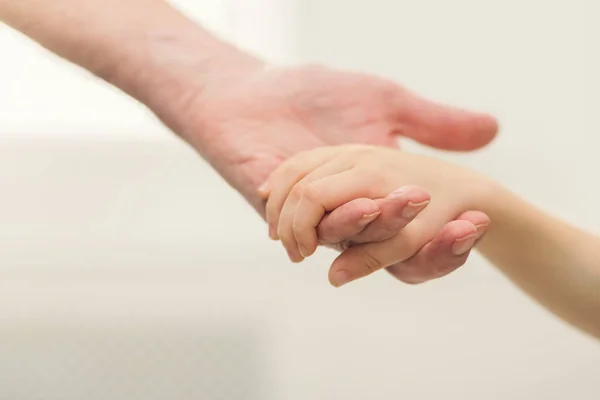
[[0, 1, 598, 399]]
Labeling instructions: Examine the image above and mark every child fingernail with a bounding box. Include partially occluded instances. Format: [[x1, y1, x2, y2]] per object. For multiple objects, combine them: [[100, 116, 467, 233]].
[[452, 234, 477, 256], [269, 225, 279, 240], [358, 211, 380, 227], [330, 270, 351, 287], [258, 181, 270, 194], [298, 244, 310, 258], [401, 200, 430, 219], [287, 249, 304, 263]]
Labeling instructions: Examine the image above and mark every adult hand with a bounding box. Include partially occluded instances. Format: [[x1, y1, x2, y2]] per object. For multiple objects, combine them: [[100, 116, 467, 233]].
[[319, 199, 490, 285], [165, 64, 497, 283], [0, 0, 496, 283]]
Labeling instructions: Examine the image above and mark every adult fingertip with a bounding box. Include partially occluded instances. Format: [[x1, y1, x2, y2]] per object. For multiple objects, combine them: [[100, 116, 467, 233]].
[[451, 234, 477, 256], [401, 200, 430, 219], [474, 222, 490, 240], [317, 198, 380, 244], [358, 211, 381, 227], [468, 113, 500, 150], [329, 269, 352, 288]]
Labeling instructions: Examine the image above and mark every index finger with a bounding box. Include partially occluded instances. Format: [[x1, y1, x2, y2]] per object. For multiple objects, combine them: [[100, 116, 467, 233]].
[[317, 197, 382, 249]]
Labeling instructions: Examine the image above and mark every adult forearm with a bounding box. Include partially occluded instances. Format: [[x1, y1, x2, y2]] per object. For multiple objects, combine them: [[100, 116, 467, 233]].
[[479, 187, 600, 338], [0, 0, 263, 135]]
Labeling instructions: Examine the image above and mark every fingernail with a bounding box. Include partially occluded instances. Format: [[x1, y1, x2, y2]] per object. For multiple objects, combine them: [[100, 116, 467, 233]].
[[475, 223, 489, 240], [287, 249, 304, 263], [269, 225, 279, 240], [257, 181, 271, 196], [452, 234, 477, 256], [358, 211, 380, 227], [298, 243, 310, 258], [401, 200, 430, 219], [330, 270, 352, 287]]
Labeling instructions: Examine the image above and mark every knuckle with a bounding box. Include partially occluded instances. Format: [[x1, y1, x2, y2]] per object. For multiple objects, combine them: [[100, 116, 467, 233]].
[[301, 182, 321, 202], [360, 249, 384, 275], [370, 170, 387, 187], [281, 162, 303, 179], [290, 181, 307, 200], [274, 157, 303, 181]]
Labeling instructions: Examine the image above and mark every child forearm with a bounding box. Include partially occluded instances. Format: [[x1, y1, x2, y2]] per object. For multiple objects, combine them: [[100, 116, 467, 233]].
[[479, 185, 600, 338]]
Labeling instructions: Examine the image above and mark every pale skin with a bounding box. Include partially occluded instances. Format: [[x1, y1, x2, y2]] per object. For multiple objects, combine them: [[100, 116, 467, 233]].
[[0, 0, 499, 282], [264, 145, 600, 339]]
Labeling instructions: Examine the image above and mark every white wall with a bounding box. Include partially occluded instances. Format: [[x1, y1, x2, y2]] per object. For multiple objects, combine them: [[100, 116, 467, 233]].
[[0, 1, 599, 400]]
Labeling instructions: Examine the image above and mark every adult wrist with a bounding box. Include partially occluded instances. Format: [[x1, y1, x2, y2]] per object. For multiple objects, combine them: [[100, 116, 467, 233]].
[[106, 29, 265, 136]]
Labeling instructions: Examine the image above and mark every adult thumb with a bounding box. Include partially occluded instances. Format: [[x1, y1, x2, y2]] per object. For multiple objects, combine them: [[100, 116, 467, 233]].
[[395, 89, 499, 151]]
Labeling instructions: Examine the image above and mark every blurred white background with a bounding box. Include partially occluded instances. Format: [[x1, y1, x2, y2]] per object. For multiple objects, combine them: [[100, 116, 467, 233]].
[[0, 1, 599, 399]]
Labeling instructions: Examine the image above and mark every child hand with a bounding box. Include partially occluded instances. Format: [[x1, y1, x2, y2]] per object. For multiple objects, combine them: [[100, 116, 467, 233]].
[[264, 145, 492, 285]]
